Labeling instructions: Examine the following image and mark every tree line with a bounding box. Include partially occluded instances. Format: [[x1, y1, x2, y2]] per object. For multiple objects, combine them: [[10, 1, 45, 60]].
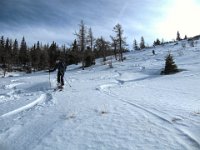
[[0, 21, 128, 73], [1, 19, 188, 75]]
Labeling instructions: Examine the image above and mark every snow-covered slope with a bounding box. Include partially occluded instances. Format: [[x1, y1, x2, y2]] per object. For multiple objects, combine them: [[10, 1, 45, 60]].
[[0, 40, 200, 150]]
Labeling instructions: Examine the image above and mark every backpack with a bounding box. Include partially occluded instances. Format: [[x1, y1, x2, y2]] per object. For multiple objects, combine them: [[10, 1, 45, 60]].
[[57, 61, 66, 73]]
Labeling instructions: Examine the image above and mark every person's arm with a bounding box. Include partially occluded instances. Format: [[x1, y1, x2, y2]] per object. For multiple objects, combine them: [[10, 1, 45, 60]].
[[49, 63, 58, 72]]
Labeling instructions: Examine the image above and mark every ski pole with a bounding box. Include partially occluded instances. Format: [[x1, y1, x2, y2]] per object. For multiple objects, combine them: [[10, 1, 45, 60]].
[[64, 76, 71, 87], [49, 70, 51, 88]]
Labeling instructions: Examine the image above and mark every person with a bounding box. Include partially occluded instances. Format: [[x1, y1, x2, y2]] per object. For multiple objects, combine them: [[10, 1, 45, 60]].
[[152, 50, 155, 55], [49, 59, 66, 88]]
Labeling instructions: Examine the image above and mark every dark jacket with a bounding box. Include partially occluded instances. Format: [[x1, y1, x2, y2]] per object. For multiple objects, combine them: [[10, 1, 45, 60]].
[[50, 61, 66, 75]]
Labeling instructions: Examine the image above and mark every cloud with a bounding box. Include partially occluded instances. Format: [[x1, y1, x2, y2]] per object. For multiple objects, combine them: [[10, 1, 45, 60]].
[[2, 0, 195, 47]]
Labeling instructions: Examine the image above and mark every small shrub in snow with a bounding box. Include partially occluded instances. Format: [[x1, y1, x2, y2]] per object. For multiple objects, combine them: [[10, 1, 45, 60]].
[[161, 54, 178, 75], [100, 110, 108, 115], [98, 104, 109, 115]]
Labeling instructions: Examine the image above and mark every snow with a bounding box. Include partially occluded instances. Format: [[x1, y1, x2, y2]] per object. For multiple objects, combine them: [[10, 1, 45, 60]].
[[1, 94, 46, 118], [0, 40, 200, 150]]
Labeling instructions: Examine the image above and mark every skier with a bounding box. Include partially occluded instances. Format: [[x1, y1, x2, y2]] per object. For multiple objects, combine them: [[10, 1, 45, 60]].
[[152, 50, 155, 55], [49, 59, 66, 89]]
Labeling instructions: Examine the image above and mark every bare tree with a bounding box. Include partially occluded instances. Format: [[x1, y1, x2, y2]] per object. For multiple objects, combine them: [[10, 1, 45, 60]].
[[75, 20, 87, 70], [110, 36, 118, 60], [113, 24, 126, 61], [87, 27, 95, 51], [95, 37, 110, 62]]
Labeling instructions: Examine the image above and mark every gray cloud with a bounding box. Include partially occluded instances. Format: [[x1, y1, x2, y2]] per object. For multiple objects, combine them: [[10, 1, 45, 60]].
[[0, 0, 173, 47]]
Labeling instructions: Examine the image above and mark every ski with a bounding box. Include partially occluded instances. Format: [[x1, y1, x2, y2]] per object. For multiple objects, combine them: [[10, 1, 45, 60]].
[[53, 86, 64, 92]]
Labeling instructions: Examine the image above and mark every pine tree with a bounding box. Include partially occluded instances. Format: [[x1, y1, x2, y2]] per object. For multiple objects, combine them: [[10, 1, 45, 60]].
[[39, 44, 49, 70], [31, 41, 41, 71], [154, 38, 161, 46], [163, 54, 178, 75], [12, 39, 19, 65], [84, 46, 95, 67], [72, 39, 78, 52], [48, 41, 57, 68], [184, 35, 187, 40], [140, 36, 145, 49], [69, 39, 80, 65], [133, 39, 139, 50], [0, 36, 5, 47], [176, 31, 181, 41], [0, 36, 5, 65], [5, 38, 12, 71], [19, 37, 28, 67]]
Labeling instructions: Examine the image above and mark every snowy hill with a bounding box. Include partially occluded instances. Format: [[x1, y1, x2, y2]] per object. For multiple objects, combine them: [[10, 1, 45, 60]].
[[0, 39, 200, 150]]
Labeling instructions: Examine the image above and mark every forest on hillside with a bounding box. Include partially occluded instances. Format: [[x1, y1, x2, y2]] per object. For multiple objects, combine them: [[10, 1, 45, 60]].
[[0, 20, 195, 75]]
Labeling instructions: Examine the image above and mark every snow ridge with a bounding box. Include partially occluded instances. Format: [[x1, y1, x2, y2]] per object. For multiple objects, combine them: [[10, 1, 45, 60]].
[[0, 94, 47, 118]]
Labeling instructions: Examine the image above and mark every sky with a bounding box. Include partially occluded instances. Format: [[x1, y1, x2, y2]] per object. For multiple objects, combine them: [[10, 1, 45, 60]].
[[0, 0, 200, 48]]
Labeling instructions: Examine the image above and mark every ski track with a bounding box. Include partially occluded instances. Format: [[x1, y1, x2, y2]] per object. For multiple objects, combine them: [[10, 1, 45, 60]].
[[97, 80, 200, 149], [2, 111, 64, 150], [1, 41, 200, 149], [0, 94, 47, 118], [0, 82, 60, 150], [97, 82, 172, 124]]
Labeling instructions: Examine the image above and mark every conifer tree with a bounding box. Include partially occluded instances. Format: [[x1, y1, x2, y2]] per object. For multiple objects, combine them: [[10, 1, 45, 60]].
[[184, 35, 187, 40], [163, 53, 178, 74], [19, 37, 28, 67], [133, 39, 139, 50], [0, 36, 5, 65], [31, 41, 41, 71], [5, 38, 12, 71], [69, 39, 80, 65], [72, 39, 78, 52], [176, 31, 181, 41], [140, 36, 145, 49], [154, 38, 161, 46], [13, 39, 19, 65], [39, 44, 49, 70], [48, 41, 57, 68]]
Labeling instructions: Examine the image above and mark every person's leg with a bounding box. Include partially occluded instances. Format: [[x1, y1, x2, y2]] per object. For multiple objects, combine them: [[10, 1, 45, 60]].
[[57, 72, 61, 85], [61, 74, 64, 86]]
